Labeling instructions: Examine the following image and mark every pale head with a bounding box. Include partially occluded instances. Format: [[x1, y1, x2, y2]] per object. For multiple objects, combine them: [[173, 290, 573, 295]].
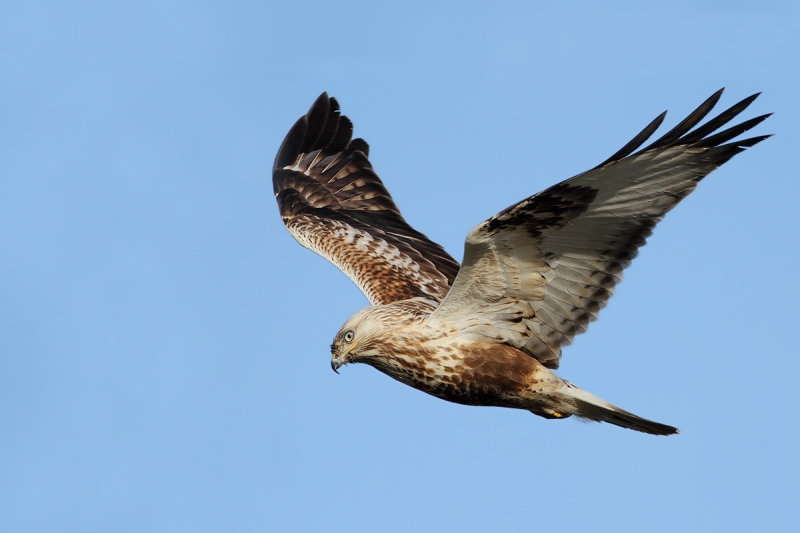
[[329, 306, 392, 373]]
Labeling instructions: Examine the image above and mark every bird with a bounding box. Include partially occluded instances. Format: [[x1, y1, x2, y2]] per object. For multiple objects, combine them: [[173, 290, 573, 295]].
[[272, 90, 769, 435]]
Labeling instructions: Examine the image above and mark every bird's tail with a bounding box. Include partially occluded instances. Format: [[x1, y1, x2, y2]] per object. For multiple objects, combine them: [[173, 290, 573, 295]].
[[562, 381, 678, 436]]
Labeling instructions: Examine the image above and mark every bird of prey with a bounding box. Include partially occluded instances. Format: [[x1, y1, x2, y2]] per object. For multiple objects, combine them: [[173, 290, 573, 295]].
[[273, 90, 769, 435]]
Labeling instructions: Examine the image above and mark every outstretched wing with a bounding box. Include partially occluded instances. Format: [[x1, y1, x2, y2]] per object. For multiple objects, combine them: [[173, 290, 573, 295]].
[[273, 93, 460, 305], [428, 90, 770, 369]]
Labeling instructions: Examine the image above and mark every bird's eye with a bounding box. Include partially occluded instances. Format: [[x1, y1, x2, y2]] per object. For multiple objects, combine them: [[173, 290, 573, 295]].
[[343, 330, 355, 343]]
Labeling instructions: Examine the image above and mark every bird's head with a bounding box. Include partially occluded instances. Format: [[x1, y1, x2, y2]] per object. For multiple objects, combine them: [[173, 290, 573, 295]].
[[329, 307, 388, 373]]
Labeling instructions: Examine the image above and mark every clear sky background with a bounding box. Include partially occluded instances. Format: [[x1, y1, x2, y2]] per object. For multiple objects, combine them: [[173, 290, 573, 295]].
[[1, 1, 798, 532]]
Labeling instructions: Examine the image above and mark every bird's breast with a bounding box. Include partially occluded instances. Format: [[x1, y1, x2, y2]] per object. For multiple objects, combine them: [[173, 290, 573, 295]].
[[365, 339, 546, 407]]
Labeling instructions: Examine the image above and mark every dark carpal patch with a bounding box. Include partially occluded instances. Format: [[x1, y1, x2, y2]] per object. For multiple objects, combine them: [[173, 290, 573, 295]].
[[486, 183, 598, 237]]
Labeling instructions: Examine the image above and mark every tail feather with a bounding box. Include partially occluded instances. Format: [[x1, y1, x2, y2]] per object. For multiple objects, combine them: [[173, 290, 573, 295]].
[[573, 399, 678, 435], [565, 383, 678, 436]]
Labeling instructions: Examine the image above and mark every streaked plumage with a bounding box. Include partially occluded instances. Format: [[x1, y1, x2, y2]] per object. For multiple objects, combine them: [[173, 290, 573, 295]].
[[273, 90, 769, 435]]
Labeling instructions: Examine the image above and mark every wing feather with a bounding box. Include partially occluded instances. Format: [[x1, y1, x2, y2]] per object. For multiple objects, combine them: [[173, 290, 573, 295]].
[[273, 93, 460, 304], [428, 90, 770, 368]]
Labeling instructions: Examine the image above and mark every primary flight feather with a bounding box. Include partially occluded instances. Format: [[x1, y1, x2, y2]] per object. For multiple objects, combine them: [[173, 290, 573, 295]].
[[273, 90, 769, 435]]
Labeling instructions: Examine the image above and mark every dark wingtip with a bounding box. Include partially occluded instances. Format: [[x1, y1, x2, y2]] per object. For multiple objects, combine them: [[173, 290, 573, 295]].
[[310, 91, 330, 110], [273, 114, 308, 171], [598, 89, 770, 169], [694, 112, 772, 148], [349, 137, 370, 156], [737, 133, 773, 147], [595, 110, 667, 168], [303, 93, 334, 153], [274, 92, 358, 173], [641, 89, 726, 152]]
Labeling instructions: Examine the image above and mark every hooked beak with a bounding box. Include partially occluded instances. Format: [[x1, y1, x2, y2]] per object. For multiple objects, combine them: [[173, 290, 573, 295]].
[[331, 343, 357, 374]]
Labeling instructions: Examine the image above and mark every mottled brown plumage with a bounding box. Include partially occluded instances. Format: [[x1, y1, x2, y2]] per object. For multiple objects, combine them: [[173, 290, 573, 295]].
[[274, 90, 770, 435]]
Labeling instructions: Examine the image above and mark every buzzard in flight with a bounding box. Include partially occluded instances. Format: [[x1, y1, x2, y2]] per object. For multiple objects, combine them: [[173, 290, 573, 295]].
[[273, 90, 769, 435]]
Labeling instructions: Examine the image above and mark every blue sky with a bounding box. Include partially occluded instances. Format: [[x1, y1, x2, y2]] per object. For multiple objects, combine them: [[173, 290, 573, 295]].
[[1, 1, 798, 531]]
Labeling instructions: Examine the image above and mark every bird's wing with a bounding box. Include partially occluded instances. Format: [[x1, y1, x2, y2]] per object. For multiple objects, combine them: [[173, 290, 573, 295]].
[[427, 90, 770, 369], [273, 93, 460, 305]]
